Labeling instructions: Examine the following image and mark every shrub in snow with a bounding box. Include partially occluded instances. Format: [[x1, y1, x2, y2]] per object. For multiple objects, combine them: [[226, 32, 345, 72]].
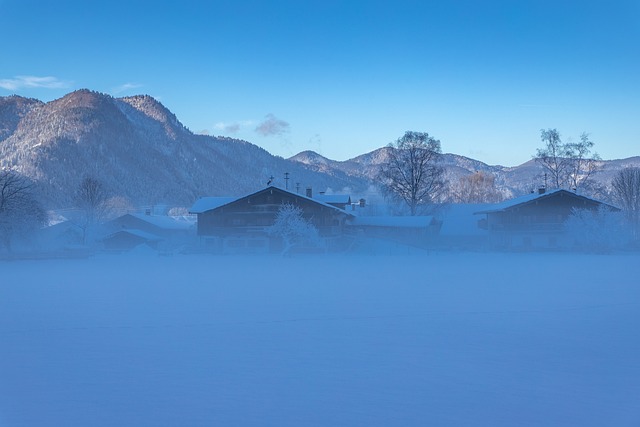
[[167, 206, 190, 217], [565, 206, 628, 252], [268, 203, 323, 255]]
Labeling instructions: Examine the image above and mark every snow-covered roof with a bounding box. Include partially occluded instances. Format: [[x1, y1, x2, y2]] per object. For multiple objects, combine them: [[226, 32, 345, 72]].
[[348, 215, 434, 228], [474, 190, 559, 214], [128, 213, 194, 230], [189, 197, 238, 214], [262, 186, 355, 215], [473, 189, 611, 214], [190, 186, 355, 217], [104, 229, 162, 241], [314, 194, 351, 205]]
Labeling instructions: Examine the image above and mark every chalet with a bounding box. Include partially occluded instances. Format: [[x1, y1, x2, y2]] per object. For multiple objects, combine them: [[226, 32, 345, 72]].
[[475, 188, 619, 250], [190, 186, 354, 252]]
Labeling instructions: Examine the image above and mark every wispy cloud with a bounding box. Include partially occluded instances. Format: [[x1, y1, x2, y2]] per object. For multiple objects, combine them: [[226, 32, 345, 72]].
[[214, 120, 256, 135], [215, 122, 241, 134], [255, 114, 290, 137], [112, 82, 143, 94], [0, 75, 71, 91]]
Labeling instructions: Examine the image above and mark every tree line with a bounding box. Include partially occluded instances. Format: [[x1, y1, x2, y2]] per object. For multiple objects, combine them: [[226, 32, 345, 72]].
[[1, 128, 640, 252], [0, 173, 125, 251]]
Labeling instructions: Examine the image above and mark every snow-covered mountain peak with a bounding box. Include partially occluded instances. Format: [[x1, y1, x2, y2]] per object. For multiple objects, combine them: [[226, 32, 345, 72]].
[[116, 94, 188, 140], [289, 150, 332, 166]]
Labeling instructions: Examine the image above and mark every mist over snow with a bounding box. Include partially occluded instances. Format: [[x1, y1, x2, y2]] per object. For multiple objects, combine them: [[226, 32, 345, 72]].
[[1, 252, 639, 426]]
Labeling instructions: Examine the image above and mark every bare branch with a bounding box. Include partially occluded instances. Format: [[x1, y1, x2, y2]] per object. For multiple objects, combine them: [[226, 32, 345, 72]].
[[378, 131, 445, 215]]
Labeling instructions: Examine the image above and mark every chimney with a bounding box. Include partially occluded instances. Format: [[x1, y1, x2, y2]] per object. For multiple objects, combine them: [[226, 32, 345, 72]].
[[538, 187, 546, 195], [359, 198, 366, 208], [306, 187, 312, 198]]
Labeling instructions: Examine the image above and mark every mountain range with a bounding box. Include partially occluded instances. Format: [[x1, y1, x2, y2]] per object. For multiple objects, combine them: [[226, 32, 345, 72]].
[[1, 89, 638, 209]]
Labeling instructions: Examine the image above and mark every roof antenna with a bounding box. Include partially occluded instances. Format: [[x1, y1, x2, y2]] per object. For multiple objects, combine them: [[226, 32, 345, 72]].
[[284, 172, 290, 190]]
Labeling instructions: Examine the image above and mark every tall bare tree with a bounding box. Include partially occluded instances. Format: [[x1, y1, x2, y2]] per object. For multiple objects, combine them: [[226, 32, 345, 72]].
[[378, 131, 445, 215], [534, 129, 600, 192], [536, 129, 570, 189], [611, 167, 640, 240], [565, 133, 601, 191], [75, 176, 109, 244], [0, 169, 46, 251]]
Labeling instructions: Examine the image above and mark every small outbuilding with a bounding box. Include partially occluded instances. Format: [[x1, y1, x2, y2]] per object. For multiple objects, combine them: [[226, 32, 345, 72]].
[[347, 215, 440, 246], [102, 213, 195, 251], [102, 229, 163, 251]]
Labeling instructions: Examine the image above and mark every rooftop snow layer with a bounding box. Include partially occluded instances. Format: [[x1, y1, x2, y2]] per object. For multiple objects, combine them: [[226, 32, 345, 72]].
[[189, 197, 238, 214]]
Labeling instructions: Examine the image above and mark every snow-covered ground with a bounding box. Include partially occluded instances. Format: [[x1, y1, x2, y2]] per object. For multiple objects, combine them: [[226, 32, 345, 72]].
[[1, 252, 639, 426]]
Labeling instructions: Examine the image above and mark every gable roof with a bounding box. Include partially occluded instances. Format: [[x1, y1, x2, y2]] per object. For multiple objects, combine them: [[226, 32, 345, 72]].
[[109, 213, 194, 231], [129, 213, 194, 230], [314, 194, 351, 205], [189, 197, 238, 214], [474, 189, 619, 214], [191, 186, 355, 217]]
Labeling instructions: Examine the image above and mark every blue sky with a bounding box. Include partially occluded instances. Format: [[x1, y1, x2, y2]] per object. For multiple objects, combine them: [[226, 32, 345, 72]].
[[1, 0, 638, 166]]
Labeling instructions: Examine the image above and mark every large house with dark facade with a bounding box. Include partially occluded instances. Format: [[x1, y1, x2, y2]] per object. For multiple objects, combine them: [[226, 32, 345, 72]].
[[190, 186, 354, 252], [475, 188, 619, 250]]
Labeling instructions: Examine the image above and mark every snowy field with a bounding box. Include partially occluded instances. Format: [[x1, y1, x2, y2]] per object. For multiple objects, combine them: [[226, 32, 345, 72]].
[[1, 252, 640, 426]]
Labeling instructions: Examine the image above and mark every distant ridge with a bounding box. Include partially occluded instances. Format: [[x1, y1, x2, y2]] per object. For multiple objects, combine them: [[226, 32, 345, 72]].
[[289, 149, 640, 198]]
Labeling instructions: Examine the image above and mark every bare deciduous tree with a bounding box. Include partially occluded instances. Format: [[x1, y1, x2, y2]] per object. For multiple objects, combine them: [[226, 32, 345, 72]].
[[75, 176, 109, 244], [565, 133, 601, 191], [378, 131, 445, 215], [534, 129, 600, 191], [536, 129, 569, 189], [451, 171, 503, 204], [0, 169, 46, 251], [611, 167, 640, 239]]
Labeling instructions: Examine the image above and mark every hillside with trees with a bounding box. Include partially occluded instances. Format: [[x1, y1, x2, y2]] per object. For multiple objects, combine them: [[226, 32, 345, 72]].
[[0, 90, 370, 209]]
